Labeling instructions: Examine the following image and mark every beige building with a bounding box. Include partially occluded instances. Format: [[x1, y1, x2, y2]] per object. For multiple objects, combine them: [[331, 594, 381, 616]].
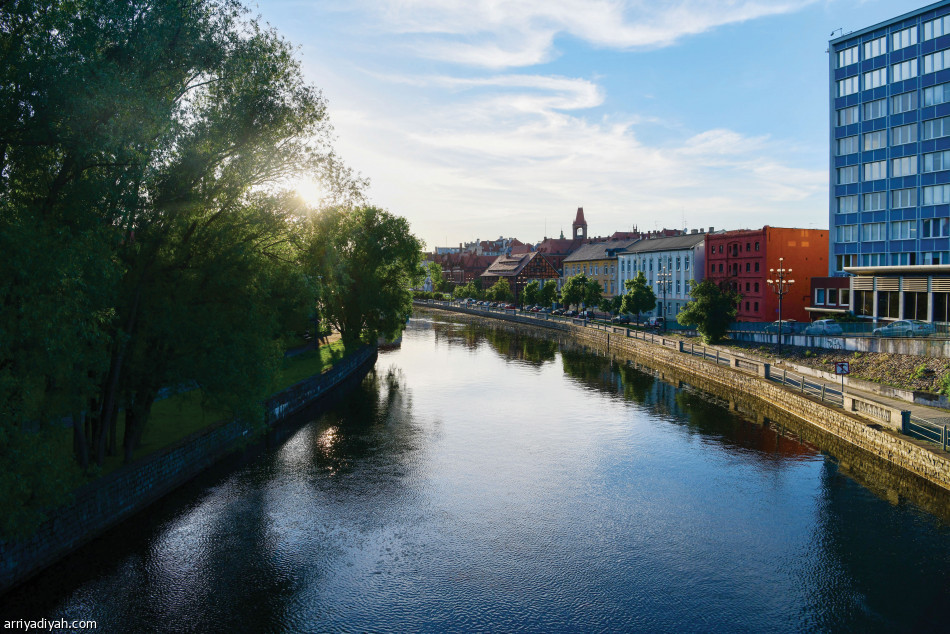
[[561, 240, 639, 299]]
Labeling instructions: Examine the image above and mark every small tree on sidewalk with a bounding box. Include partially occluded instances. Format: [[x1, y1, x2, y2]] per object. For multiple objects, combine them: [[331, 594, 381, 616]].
[[677, 280, 741, 343], [620, 272, 656, 325]]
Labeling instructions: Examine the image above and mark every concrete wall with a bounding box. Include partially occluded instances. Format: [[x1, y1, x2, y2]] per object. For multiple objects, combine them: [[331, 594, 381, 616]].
[[0, 347, 377, 594], [729, 330, 950, 357]]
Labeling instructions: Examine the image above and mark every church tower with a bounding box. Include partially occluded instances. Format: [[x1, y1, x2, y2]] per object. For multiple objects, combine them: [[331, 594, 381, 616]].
[[572, 207, 587, 240]]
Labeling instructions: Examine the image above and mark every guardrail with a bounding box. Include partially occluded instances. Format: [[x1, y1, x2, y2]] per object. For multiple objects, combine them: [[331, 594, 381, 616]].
[[904, 416, 950, 451], [728, 320, 950, 339]]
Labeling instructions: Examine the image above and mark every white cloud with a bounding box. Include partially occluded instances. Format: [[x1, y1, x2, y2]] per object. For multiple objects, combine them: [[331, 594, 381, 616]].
[[362, 0, 819, 68], [324, 71, 826, 246]]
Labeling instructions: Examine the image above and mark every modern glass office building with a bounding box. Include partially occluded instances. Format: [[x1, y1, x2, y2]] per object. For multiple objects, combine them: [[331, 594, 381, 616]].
[[829, 0, 950, 322]]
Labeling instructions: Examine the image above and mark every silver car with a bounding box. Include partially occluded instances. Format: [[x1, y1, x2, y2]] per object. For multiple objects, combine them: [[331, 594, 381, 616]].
[[872, 319, 935, 338], [804, 319, 843, 336]]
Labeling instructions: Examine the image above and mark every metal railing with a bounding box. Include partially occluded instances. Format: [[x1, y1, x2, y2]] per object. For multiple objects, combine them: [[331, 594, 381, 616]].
[[904, 416, 950, 451], [728, 319, 950, 339]]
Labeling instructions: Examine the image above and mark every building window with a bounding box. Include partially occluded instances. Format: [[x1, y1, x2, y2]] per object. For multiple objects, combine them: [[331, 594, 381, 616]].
[[923, 217, 950, 238], [838, 45, 858, 67], [924, 49, 950, 74], [754, 242, 760, 252], [816, 288, 826, 305], [863, 130, 887, 151], [891, 252, 918, 266], [892, 188, 917, 208], [925, 15, 950, 40], [924, 150, 950, 173], [854, 290, 873, 316], [676, 257, 681, 271], [745, 302, 749, 311], [892, 59, 918, 82], [718, 245, 723, 253], [924, 82, 950, 106], [892, 26, 917, 50], [924, 185, 950, 205], [745, 262, 751, 272], [745, 242, 751, 252], [864, 35, 886, 59], [754, 302, 759, 312], [863, 98, 886, 121], [684, 257, 689, 271], [863, 68, 886, 90], [836, 254, 857, 272], [837, 165, 859, 185], [836, 224, 859, 242], [718, 263, 723, 272], [923, 116, 950, 140], [892, 156, 917, 177], [891, 91, 918, 114], [863, 160, 886, 181], [754, 282, 759, 292], [837, 105, 859, 126], [878, 291, 900, 319], [891, 220, 917, 240], [860, 253, 886, 266], [923, 251, 950, 264], [861, 222, 886, 241], [864, 191, 886, 211], [754, 262, 759, 272], [838, 75, 860, 97], [892, 123, 918, 145], [904, 292, 929, 321], [837, 195, 858, 213]]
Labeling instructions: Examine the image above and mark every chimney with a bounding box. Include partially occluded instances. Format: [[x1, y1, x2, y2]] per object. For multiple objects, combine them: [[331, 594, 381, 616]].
[[708, 226, 714, 233], [691, 229, 698, 234]]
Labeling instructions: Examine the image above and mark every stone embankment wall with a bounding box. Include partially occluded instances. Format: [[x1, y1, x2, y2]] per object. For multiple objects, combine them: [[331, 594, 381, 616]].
[[420, 304, 950, 492], [0, 346, 377, 594]]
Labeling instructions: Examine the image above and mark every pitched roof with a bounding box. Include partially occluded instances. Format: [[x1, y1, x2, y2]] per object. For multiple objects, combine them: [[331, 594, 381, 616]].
[[481, 251, 546, 278], [574, 207, 586, 225], [563, 239, 640, 263], [619, 232, 706, 255]]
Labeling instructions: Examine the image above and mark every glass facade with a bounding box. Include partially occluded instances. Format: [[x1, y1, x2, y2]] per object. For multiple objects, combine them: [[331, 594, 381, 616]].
[[830, 1, 950, 273]]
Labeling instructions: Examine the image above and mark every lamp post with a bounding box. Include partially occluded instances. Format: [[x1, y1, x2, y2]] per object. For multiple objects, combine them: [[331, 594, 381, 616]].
[[657, 266, 672, 332], [766, 257, 795, 356]]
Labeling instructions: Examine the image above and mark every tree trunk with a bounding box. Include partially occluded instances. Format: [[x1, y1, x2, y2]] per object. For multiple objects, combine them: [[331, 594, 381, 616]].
[[123, 384, 158, 463]]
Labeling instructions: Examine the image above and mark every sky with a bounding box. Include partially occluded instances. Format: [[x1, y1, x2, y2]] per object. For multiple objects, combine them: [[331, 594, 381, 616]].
[[255, 0, 931, 249]]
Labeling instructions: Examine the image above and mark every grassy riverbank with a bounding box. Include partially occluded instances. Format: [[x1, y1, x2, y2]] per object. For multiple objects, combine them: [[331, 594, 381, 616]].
[[90, 341, 347, 477]]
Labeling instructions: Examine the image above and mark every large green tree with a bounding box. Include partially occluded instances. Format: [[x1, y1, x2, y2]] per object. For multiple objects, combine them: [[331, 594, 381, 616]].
[[561, 274, 588, 309], [677, 280, 742, 343], [0, 0, 349, 534], [539, 280, 558, 306], [620, 272, 657, 325], [305, 206, 422, 348], [486, 278, 514, 302]]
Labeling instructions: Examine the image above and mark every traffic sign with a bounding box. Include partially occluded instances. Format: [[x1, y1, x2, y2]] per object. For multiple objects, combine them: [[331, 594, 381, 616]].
[[834, 362, 850, 375]]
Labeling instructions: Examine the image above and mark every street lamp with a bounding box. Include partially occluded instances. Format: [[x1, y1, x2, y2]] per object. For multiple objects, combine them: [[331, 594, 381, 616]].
[[657, 266, 672, 332], [766, 257, 795, 356]]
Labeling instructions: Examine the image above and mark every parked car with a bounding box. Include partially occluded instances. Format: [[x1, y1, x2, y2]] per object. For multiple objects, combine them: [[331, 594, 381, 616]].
[[804, 319, 843, 336], [552, 308, 564, 316], [611, 314, 632, 324], [872, 320, 935, 338], [645, 316, 665, 329], [563, 309, 577, 317], [578, 310, 594, 319], [764, 319, 797, 334]]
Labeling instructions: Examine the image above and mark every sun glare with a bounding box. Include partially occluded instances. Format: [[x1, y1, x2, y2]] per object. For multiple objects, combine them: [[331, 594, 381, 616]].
[[293, 178, 324, 207]]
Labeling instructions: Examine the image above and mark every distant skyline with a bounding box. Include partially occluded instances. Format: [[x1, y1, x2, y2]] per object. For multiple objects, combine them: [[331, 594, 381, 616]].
[[257, 0, 929, 249]]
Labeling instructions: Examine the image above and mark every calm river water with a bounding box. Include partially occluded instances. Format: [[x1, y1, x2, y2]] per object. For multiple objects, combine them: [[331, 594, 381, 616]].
[[5, 314, 950, 632]]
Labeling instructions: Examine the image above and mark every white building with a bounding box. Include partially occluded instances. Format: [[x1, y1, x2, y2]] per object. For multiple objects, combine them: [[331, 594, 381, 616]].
[[617, 232, 708, 318]]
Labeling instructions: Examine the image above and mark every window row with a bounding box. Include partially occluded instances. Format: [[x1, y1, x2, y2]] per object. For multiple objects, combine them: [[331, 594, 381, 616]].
[[835, 87, 937, 127], [835, 21, 950, 70], [837, 49, 950, 97], [834, 218, 950, 242]]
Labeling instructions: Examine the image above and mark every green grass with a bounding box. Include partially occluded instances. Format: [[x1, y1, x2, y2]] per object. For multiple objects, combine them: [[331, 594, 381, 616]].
[[79, 341, 350, 477]]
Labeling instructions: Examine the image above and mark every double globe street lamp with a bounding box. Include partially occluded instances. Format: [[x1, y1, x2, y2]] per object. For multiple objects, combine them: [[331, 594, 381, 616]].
[[657, 267, 673, 333], [766, 257, 795, 356]]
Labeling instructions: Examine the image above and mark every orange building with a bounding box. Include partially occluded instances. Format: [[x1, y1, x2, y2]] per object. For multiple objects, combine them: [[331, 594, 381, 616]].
[[705, 227, 829, 323]]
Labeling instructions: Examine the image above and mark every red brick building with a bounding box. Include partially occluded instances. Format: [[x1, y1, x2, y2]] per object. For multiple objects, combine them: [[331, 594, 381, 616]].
[[705, 227, 829, 323], [480, 251, 560, 300]]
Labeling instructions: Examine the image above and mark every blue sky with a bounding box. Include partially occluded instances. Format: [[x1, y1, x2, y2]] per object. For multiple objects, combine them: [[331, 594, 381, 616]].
[[256, 0, 929, 249]]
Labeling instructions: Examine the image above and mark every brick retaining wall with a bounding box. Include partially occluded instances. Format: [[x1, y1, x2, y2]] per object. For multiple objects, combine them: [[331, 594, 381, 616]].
[[0, 346, 377, 594]]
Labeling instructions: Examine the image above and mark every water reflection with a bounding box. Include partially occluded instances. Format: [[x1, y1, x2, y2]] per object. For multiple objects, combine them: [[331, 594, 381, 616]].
[[5, 313, 950, 632]]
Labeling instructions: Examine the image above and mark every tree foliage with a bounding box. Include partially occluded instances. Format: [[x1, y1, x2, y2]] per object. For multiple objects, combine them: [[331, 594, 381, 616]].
[[620, 272, 657, 323], [539, 280, 557, 306], [304, 207, 422, 347], [486, 278, 514, 302], [522, 280, 541, 306], [676, 280, 742, 343], [0, 0, 419, 538]]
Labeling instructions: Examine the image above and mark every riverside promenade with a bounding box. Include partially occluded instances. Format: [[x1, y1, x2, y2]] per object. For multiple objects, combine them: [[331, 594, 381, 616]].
[[418, 301, 950, 490]]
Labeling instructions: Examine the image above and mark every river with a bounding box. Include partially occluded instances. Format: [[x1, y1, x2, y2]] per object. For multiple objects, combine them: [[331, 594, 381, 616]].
[[4, 313, 950, 632]]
